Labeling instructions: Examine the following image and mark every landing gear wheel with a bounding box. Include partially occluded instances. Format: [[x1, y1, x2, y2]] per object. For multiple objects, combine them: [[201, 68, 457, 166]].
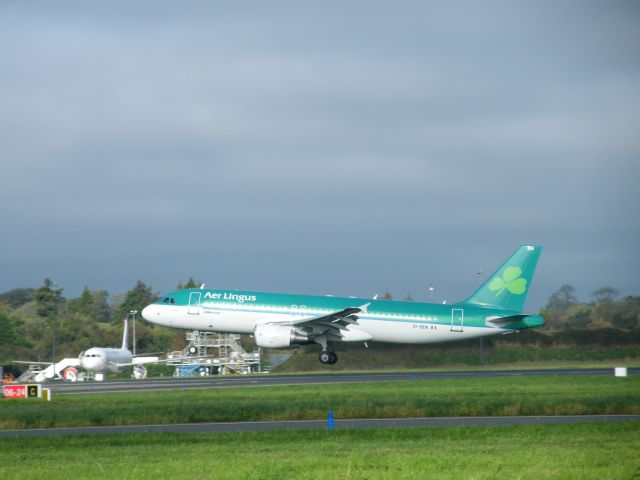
[[319, 350, 332, 364], [329, 352, 338, 364], [133, 365, 148, 379]]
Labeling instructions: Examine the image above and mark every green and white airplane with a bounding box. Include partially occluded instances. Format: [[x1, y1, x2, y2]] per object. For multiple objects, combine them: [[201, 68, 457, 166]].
[[142, 246, 544, 364]]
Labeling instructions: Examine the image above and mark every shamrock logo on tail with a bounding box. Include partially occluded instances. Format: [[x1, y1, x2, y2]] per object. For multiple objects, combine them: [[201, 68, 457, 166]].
[[488, 266, 527, 296]]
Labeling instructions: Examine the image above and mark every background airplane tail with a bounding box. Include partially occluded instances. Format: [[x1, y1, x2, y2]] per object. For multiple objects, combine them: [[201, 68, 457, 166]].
[[463, 245, 542, 312], [122, 316, 129, 350]]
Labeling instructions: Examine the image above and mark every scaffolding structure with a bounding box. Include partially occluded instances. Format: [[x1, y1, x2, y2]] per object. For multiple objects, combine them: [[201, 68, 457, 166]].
[[168, 331, 261, 377]]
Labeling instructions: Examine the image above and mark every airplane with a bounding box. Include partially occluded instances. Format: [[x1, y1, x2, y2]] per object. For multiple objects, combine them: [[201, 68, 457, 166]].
[[142, 245, 544, 365], [15, 317, 164, 381], [78, 316, 138, 374]]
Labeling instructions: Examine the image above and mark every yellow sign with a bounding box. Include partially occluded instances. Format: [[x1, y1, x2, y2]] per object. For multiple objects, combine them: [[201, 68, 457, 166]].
[[26, 384, 41, 398]]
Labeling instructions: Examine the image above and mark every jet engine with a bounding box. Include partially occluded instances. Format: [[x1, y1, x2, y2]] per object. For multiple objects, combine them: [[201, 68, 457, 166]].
[[254, 324, 310, 348]]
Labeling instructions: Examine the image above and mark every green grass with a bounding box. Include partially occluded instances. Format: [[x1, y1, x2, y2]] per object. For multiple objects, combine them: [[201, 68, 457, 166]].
[[0, 423, 639, 479], [268, 360, 640, 375], [2, 375, 639, 429], [275, 342, 640, 371]]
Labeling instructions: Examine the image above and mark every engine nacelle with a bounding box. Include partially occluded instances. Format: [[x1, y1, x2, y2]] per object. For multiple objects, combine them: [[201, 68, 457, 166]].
[[254, 324, 309, 349]]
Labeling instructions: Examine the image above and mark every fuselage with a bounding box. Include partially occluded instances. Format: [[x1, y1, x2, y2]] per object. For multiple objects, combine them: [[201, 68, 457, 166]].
[[80, 347, 132, 373], [142, 288, 544, 344]]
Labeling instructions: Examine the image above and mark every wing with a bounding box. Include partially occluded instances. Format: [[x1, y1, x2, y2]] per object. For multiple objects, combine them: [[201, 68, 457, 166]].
[[115, 356, 208, 368], [12, 360, 54, 365], [283, 303, 370, 339]]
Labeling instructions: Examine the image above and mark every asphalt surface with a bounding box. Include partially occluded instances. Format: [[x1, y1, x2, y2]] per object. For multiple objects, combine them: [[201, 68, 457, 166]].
[[45, 367, 638, 395], [1, 415, 638, 438]]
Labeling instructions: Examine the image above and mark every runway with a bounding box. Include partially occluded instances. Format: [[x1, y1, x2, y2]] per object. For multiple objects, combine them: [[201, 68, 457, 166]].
[[48, 367, 637, 395], [1, 415, 638, 438], [3, 368, 637, 438]]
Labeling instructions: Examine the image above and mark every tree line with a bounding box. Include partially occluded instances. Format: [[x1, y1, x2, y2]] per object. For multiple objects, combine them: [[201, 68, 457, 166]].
[[0, 278, 201, 369], [541, 284, 640, 330], [1, 279, 638, 372]]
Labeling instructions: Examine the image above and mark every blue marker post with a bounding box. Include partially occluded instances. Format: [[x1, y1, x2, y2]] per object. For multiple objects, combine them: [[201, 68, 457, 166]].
[[327, 410, 335, 430]]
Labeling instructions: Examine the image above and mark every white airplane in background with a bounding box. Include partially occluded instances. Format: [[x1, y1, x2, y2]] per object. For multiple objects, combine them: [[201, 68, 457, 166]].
[[15, 317, 163, 382], [78, 316, 148, 374]]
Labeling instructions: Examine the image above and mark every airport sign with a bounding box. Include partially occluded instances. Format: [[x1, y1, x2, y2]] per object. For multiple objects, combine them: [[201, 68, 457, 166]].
[[3, 384, 41, 399]]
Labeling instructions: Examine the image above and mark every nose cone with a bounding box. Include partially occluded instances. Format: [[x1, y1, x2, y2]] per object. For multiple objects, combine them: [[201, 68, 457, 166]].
[[142, 304, 156, 322], [81, 357, 103, 372]]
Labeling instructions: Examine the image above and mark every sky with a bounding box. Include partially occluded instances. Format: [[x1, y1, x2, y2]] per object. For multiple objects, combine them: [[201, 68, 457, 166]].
[[1, 1, 639, 311]]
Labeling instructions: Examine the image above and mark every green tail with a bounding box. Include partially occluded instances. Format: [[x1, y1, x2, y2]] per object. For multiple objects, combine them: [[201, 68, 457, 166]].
[[463, 245, 542, 312]]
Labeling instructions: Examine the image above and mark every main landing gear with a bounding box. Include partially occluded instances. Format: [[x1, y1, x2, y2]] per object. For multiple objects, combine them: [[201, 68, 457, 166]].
[[319, 350, 338, 365], [315, 336, 337, 365]]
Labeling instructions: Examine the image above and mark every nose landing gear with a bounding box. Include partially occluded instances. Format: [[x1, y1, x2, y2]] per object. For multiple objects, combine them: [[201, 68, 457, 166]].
[[319, 350, 338, 365]]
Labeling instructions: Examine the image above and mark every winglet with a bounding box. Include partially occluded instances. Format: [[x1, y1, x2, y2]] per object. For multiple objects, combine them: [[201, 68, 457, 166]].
[[358, 303, 370, 314]]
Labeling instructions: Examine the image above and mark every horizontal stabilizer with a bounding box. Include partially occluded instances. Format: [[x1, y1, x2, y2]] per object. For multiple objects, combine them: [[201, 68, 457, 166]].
[[485, 314, 544, 328], [485, 314, 528, 326]]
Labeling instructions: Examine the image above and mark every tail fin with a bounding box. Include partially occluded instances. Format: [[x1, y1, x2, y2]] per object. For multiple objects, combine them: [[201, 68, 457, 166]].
[[121, 316, 129, 350], [463, 245, 542, 312]]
